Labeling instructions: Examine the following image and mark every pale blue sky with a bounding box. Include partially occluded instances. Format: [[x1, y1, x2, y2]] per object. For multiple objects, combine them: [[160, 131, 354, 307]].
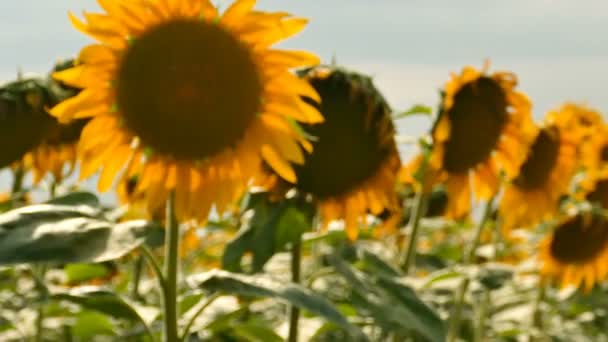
[[1, 0, 607, 195]]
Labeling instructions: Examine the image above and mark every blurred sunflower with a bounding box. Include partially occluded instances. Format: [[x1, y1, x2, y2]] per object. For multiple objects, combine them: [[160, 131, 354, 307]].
[[539, 212, 608, 291], [499, 107, 581, 234], [265, 66, 401, 240], [429, 64, 535, 219], [25, 118, 89, 184], [51, 0, 321, 221], [1, 66, 87, 184], [0, 79, 55, 170], [580, 112, 608, 181]]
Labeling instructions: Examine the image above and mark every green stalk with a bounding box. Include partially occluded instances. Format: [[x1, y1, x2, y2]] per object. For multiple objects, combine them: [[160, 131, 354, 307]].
[[288, 236, 302, 342], [180, 293, 221, 341], [532, 280, 546, 333], [162, 192, 179, 342], [474, 289, 490, 342], [447, 199, 494, 342], [132, 256, 145, 301], [33, 265, 48, 342], [400, 190, 428, 274], [11, 164, 24, 208]]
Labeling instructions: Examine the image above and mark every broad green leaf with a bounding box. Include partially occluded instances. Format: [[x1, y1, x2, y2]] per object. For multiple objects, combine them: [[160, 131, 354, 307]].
[[190, 269, 368, 341], [393, 104, 433, 119], [327, 254, 445, 342], [64, 263, 112, 284], [46, 192, 100, 207], [71, 311, 116, 340], [52, 288, 151, 335], [0, 205, 162, 264], [232, 323, 283, 342], [222, 193, 312, 273]]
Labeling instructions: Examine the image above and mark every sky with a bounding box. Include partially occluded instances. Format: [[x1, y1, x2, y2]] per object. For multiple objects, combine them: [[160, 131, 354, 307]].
[[1, 0, 607, 195]]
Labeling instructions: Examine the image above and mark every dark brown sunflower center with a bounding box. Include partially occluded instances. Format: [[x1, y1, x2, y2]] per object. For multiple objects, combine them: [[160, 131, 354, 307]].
[[441, 77, 508, 173], [293, 71, 397, 199], [117, 20, 261, 160], [513, 127, 560, 190], [549, 214, 608, 263], [586, 179, 608, 209], [600, 145, 608, 162]]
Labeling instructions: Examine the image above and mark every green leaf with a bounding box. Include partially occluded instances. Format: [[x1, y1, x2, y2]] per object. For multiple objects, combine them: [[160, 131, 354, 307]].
[[0, 204, 162, 264], [52, 288, 152, 338], [222, 193, 312, 273], [46, 192, 100, 207], [393, 104, 432, 119], [71, 311, 116, 340], [232, 323, 284, 342], [327, 254, 445, 342], [190, 269, 368, 341], [64, 263, 112, 284], [274, 206, 310, 248]]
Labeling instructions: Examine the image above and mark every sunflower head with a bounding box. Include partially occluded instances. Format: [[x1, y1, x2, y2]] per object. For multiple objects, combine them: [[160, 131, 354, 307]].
[[275, 66, 401, 240], [429, 64, 535, 219], [0, 78, 55, 169], [51, 0, 321, 222], [539, 212, 608, 291], [499, 105, 582, 233]]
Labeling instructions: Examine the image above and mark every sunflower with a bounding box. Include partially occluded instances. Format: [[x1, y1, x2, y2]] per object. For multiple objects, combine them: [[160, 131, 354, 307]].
[[579, 109, 608, 181], [539, 212, 608, 291], [0, 78, 55, 170], [51, 0, 321, 221], [265, 66, 401, 240], [429, 64, 535, 219], [499, 106, 581, 234]]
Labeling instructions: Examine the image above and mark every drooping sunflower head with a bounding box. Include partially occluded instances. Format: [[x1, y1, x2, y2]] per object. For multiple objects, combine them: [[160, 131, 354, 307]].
[[539, 212, 608, 291], [0, 78, 55, 169], [499, 106, 582, 234], [430, 64, 535, 219], [278, 66, 401, 240], [51, 0, 321, 222], [21, 60, 90, 184]]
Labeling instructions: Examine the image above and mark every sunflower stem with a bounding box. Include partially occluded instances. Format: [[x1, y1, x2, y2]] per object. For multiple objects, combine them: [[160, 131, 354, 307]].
[[162, 192, 179, 342], [33, 264, 48, 342], [400, 190, 428, 274], [288, 235, 302, 342], [532, 279, 546, 333], [11, 164, 25, 208], [447, 198, 494, 342], [474, 289, 490, 342]]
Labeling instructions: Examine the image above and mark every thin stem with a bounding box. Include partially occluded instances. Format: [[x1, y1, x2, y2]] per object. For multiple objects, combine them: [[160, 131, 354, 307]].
[[132, 256, 145, 301], [33, 265, 48, 342], [180, 293, 222, 341], [400, 191, 428, 274], [162, 192, 179, 342], [288, 236, 302, 342], [140, 245, 167, 296], [465, 200, 494, 264], [532, 280, 546, 332], [447, 198, 494, 342], [11, 164, 24, 208], [474, 289, 490, 342]]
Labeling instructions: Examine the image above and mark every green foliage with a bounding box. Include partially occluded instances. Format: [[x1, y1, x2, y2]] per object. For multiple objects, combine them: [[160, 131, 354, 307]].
[[191, 269, 368, 341], [0, 203, 163, 264]]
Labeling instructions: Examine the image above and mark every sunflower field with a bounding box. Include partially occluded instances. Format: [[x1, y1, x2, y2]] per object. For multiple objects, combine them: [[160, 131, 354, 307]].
[[1, 1, 608, 341]]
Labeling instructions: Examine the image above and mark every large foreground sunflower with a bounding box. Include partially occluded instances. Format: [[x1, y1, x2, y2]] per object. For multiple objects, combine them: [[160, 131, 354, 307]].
[[429, 64, 535, 218], [539, 212, 608, 291], [499, 106, 581, 234], [265, 66, 401, 240], [51, 0, 321, 221]]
